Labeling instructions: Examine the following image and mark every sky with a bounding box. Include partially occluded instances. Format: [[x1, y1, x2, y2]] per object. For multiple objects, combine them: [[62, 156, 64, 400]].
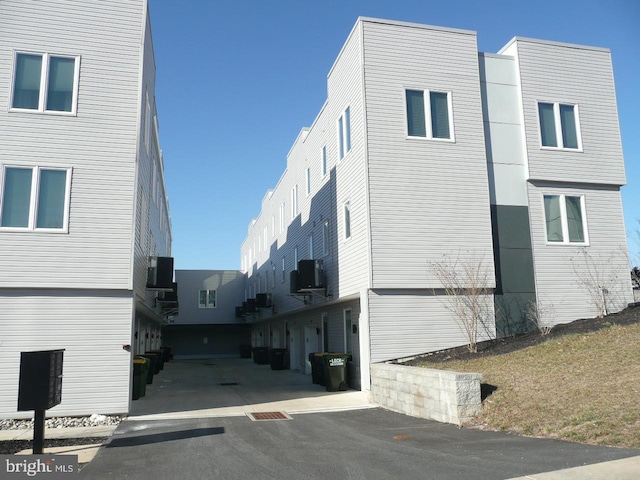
[[148, 0, 640, 270]]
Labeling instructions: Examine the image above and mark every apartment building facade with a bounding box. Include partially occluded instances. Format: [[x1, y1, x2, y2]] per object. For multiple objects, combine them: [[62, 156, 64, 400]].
[[240, 18, 632, 390], [0, 0, 174, 418]]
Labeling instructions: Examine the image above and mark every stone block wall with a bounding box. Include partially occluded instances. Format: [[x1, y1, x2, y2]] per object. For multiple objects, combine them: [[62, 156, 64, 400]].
[[370, 363, 482, 426]]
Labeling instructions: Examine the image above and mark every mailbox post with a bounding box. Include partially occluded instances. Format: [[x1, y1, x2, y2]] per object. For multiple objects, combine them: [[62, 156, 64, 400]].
[[17, 349, 65, 454]]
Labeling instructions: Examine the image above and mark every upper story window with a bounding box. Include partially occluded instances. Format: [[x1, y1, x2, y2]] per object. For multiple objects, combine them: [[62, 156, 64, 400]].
[[263, 226, 268, 251], [291, 185, 298, 218], [279, 202, 285, 233], [11, 52, 80, 114], [198, 289, 217, 308], [538, 102, 581, 150], [0, 166, 71, 232], [343, 201, 351, 239], [305, 167, 311, 196], [322, 221, 329, 256], [338, 107, 352, 160], [308, 234, 314, 260], [406, 89, 453, 140], [321, 146, 327, 177], [543, 194, 588, 244]]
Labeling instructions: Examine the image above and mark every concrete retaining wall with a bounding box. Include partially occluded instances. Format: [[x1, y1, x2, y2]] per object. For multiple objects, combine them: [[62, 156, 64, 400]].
[[370, 363, 482, 426]]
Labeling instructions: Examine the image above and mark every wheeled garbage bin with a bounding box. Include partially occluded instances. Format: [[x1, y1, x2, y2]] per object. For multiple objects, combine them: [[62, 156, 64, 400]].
[[253, 347, 270, 365], [270, 348, 287, 370], [309, 353, 326, 386], [323, 353, 349, 392], [132, 358, 149, 400]]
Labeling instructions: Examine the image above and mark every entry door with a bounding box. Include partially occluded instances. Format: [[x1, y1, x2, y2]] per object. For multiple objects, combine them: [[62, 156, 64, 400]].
[[290, 327, 300, 370], [304, 326, 319, 375], [272, 329, 280, 348]]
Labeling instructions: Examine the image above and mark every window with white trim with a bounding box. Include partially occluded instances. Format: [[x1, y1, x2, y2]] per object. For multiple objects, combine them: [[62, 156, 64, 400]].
[[406, 89, 453, 140], [538, 102, 581, 150], [291, 184, 298, 218], [271, 215, 275, 237], [263, 226, 268, 251], [281, 257, 286, 282], [338, 107, 352, 160], [344, 309, 353, 354], [543, 194, 588, 244], [343, 201, 351, 239], [0, 166, 71, 231], [322, 221, 329, 256], [279, 202, 285, 233], [321, 146, 327, 177], [305, 167, 311, 196], [308, 234, 314, 260], [271, 265, 276, 288], [198, 289, 217, 308], [11, 52, 80, 114], [294, 246, 298, 267]]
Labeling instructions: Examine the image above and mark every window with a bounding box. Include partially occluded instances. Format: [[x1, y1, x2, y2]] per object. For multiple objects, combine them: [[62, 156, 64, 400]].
[[271, 265, 276, 288], [263, 226, 268, 251], [406, 89, 453, 140], [343, 201, 351, 239], [543, 194, 587, 244], [144, 91, 152, 152], [258, 234, 261, 253], [305, 167, 311, 196], [281, 257, 286, 282], [322, 221, 329, 256], [279, 202, 285, 233], [291, 185, 298, 218], [11, 53, 79, 114], [198, 289, 217, 308], [321, 146, 327, 177], [344, 309, 353, 354], [538, 102, 581, 149], [308, 234, 314, 260], [271, 215, 275, 237], [294, 246, 298, 267], [338, 106, 352, 160], [1, 166, 71, 231]]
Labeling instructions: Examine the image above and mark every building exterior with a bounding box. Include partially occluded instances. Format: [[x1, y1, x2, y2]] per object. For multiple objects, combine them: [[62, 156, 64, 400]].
[[163, 270, 249, 359], [0, 0, 174, 418], [240, 18, 633, 390]]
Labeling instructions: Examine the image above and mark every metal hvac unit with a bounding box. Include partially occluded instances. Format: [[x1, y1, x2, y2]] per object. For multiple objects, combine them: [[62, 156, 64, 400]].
[[290, 270, 299, 294], [255, 293, 272, 308], [235, 306, 244, 318], [245, 298, 257, 313], [297, 259, 325, 290], [146, 256, 174, 291]]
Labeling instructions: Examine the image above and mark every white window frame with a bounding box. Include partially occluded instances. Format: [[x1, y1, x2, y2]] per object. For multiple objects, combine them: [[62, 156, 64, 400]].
[[322, 220, 329, 256], [542, 194, 589, 246], [291, 184, 298, 218], [281, 257, 286, 283], [144, 91, 152, 153], [321, 146, 328, 177], [279, 202, 285, 233], [294, 246, 298, 267], [198, 289, 217, 308], [305, 167, 311, 196], [337, 106, 352, 161], [537, 101, 582, 151], [308, 234, 314, 260], [271, 215, 275, 238], [343, 201, 351, 240], [405, 89, 455, 142], [0, 165, 72, 233], [263, 226, 268, 251], [10, 52, 81, 115], [343, 309, 353, 354]]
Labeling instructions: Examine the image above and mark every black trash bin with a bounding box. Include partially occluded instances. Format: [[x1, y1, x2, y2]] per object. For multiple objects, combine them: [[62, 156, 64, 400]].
[[270, 348, 287, 370], [323, 353, 349, 392], [132, 358, 149, 400], [239, 345, 252, 359], [146, 350, 165, 370], [309, 353, 326, 386], [139, 352, 160, 378], [254, 347, 270, 365]]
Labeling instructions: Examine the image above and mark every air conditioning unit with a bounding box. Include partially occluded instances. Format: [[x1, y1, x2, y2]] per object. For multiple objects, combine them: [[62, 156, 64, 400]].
[[290, 270, 299, 294], [160, 282, 178, 302], [245, 298, 257, 313], [146, 256, 174, 291], [235, 306, 244, 318], [256, 293, 272, 308], [297, 259, 325, 289]]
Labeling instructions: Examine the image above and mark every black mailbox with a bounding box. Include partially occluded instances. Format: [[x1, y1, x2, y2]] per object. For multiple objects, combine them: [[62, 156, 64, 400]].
[[18, 349, 64, 411]]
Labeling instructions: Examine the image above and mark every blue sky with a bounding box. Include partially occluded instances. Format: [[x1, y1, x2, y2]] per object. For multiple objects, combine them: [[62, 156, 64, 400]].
[[149, 0, 640, 270]]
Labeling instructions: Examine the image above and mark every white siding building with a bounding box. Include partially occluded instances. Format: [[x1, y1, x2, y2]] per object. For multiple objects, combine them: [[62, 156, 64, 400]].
[[0, 0, 174, 418], [240, 18, 633, 391]]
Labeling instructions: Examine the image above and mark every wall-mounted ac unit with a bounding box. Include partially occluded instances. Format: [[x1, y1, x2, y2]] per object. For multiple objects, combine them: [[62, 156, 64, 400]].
[[146, 256, 174, 291], [297, 259, 325, 290], [235, 306, 244, 318], [160, 282, 178, 302], [290, 270, 299, 294], [245, 298, 257, 313], [256, 293, 272, 308]]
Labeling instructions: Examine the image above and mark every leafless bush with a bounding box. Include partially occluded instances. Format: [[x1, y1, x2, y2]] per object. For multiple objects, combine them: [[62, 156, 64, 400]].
[[526, 299, 555, 336], [430, 254, 494, 353]]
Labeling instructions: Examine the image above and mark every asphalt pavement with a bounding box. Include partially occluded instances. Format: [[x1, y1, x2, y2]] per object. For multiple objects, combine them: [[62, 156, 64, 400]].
[[75, 358, 639, 480]]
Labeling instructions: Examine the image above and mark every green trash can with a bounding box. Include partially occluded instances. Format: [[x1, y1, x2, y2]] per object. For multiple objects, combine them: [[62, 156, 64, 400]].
[[132, 358, 149, 400], [270, 348, 287, 370], [254, 347, 270, 365], [323, 353, 349, 392], [146, 350, 165, 370], [309, 353, 326, 386], [139, 353, 159, 378]]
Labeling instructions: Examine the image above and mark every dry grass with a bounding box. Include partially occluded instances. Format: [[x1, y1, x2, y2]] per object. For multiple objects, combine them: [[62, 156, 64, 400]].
[[418, 322, 640, 448]]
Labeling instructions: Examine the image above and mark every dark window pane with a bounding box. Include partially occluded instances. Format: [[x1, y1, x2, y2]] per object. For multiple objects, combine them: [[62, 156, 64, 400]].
[[46, 57, 75, 112], [430, 92, 450, 139], [1, 168, 33, 227], [565, 196, 584, 242], [406, 90, 426, 137], [538, 103, 557, 147], [560, 104, 578, 149], [36, 169, 67, 228], [543, 195, 563, 242], [13, 54, 42, 109]]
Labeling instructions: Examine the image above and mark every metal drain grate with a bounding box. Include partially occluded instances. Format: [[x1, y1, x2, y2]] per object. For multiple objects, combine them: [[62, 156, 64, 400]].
[[247, 412, 292, 421], [218, 382, 239, 386]]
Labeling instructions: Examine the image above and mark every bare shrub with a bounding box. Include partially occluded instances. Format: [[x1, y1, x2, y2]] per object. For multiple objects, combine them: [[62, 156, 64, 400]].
[[527, 299, 555, 336], [430, 254, 494, 353]]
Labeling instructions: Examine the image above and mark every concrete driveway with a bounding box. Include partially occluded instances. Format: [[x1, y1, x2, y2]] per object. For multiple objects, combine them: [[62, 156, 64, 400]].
[[79, 358, 639, 480]]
